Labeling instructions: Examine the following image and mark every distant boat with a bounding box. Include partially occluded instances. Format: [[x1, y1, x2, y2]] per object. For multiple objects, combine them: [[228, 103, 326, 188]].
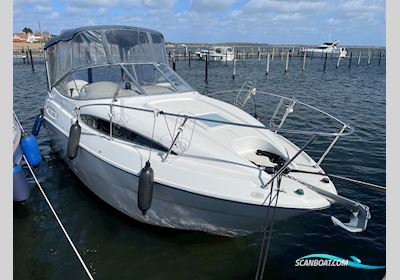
[[194, 49, 209, 59], [203, 46, 235, 62], [301, 40, 347, 58]]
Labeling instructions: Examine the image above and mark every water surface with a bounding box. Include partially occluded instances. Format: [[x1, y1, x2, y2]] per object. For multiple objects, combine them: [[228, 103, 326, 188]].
[[13, 54, 385, 280]]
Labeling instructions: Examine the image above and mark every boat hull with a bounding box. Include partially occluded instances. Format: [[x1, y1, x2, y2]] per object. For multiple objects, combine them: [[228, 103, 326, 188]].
[[46, 121, 312, 237]]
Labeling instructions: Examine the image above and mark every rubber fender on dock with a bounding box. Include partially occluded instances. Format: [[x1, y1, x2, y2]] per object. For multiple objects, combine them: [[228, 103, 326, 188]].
[[21, 133, 41, 166], [32, 110, 44, 137], [13, 165, 31, 202]]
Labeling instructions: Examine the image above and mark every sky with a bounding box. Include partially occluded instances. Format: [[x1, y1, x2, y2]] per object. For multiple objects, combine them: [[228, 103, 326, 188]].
[[13, 0, 386, 46]]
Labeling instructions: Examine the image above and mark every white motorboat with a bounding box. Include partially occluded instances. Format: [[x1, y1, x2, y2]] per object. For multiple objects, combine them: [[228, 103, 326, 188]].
[[203, 46, 235, 61], [42, 26, 370, 236], [301, 40, 347, 58], [194, 49, 209, 59]]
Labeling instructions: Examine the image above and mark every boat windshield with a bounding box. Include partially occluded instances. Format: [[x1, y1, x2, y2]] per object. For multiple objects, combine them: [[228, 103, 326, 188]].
[[56, 63, 193, 100]]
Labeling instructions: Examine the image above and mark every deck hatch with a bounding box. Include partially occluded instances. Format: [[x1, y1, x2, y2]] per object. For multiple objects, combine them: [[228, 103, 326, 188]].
[[197, 113, 229, 128]]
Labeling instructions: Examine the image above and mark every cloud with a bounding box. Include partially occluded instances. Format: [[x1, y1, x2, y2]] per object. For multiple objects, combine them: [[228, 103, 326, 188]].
[[340, 0, 385, 13], [12, 0, 386, 45], [190, 0, 236, 12], [67, 0, 142, 8], [145, 0, 177, 9], [244, 0, 329, 13]]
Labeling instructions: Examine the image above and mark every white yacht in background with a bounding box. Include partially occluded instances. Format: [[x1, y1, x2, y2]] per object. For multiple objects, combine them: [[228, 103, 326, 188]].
[[203, 46, 235, 61], [194, 49, 209, 59], [42, 26, 370, 236], [301, 40, 347, 58]]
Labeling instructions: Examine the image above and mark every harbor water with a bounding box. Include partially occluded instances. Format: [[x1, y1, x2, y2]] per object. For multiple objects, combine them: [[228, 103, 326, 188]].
[[13, 54, 386, 280]]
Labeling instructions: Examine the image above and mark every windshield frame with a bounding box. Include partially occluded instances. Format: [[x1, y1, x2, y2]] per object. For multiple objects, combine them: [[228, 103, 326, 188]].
[[54, 62, 194, 99]]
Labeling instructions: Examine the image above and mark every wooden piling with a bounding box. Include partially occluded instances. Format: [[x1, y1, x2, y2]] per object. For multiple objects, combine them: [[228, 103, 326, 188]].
[[88, 68, 93, 83], [271, 47, 275, 62], [336, 55, 341, 68], [205, 54, 208, 82], [323, 53, 328, 72], [302, 51, 306, 71], [348, 52, 353, 68], [232, 57, 236, 79], [357, 51, 361, 66], [368, 49, 371, 65], [266, 52, 270, 75], [378, 51, 382, 65], [26, 47, 30, 65], [285, 52, 289, 73], [29, 49, 34, 72], [258, 46, 261, 62], [188, 50, 191, 67], [172, 55, 176, 71]]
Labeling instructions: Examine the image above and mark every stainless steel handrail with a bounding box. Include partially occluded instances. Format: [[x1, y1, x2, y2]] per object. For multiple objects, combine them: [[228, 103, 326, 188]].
[[76, 88, 354, 166], [207, 89, 354, 165]]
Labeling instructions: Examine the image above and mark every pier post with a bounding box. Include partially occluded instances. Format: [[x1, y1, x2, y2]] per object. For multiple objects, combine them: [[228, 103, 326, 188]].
[[232, 57, 236, 79], [348, 52, 353, 68], [21, 47, 26, 64], [172, 54, 176, 71], [302, 51, 306, 71], [378, 51, 382, 65], [258, 46, 261, 62], [29, 49, 35, 72], [188, 50, 191, 67], [281, 51, 284, 63], [26, 47, 30, 65], [205, 54, 208, 82], [367, 49, 371, 65], [336, 55, 341, 68], [266, 52, 270, 75], [358, 51, 361, 66], [323, 53, 328, 72], [271, 47, 275, 62], [285, 51, 289, 73]]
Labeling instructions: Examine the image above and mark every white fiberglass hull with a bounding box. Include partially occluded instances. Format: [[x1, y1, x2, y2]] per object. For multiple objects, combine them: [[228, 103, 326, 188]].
[[202, 54, 235, 62], [46, 121, 316, 237], [302, 48, 347, 58]]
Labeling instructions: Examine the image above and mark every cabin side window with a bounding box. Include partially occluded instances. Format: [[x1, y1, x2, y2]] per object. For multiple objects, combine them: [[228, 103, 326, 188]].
[[81, 114, 171, 153]]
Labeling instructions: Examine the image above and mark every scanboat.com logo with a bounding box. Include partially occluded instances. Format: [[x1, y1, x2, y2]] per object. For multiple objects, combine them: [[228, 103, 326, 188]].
[[295, 254, 385, 269]]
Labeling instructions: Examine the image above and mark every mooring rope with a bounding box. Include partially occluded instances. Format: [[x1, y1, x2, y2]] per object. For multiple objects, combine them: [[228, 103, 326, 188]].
[[14, 112, 94, 280], [255, 175, 283, 280], [327, 174, 386, 191], [288, 169, 386, 191]]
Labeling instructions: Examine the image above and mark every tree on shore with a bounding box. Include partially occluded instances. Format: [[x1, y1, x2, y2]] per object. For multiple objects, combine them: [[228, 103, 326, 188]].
[[22, 27, 33, 34]]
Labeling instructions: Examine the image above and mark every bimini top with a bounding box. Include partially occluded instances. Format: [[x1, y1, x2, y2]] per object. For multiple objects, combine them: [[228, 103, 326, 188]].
[[44, 25, 168, 87]]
